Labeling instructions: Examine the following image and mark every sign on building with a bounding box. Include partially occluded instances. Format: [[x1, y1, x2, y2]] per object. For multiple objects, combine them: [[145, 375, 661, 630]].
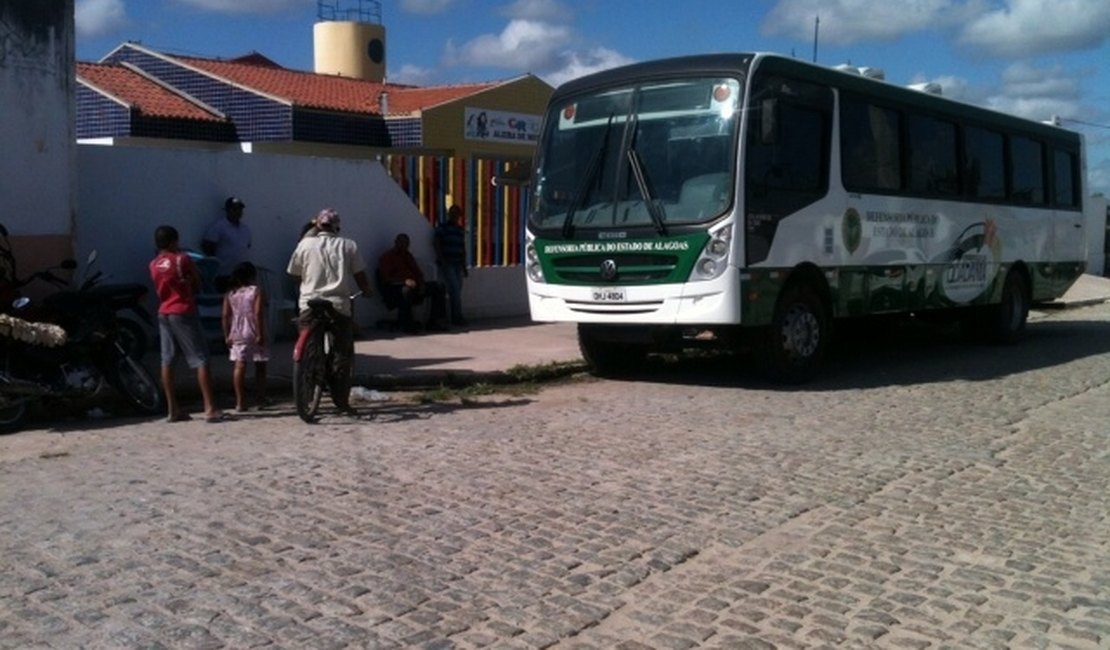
[[464, 107, 541, 144]]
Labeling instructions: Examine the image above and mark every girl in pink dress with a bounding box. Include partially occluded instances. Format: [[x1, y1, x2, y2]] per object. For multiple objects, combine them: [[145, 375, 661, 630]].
[[221, 262, 269, 411]]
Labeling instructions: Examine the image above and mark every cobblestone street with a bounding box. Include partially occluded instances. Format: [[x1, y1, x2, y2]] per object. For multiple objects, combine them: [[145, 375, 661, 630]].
[[2, 305, 1109, 649]]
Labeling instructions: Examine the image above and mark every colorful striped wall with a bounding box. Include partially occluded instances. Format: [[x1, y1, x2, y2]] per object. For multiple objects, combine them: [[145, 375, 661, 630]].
[[382, 155, 529, 268]]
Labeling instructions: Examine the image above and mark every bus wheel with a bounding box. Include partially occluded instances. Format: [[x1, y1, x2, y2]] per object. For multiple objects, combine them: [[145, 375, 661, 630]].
[[976, 271, 1029, 345], [578, 324, 648, 377], [759, 282, 828, 384]]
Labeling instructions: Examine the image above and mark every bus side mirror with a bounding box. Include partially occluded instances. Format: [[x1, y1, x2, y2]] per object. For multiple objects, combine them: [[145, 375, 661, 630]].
[[491, 160, 533, 187], [760, 98, 779, 145]]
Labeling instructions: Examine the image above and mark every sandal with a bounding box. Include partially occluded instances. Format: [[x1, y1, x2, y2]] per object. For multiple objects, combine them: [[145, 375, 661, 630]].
[[204, 412, 236, 423], [166, 413, 193, 423]]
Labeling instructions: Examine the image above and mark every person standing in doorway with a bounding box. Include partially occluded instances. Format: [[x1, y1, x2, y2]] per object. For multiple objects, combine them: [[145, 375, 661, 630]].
[[202, 196, 252, 292], [434, 204, 468, 327]]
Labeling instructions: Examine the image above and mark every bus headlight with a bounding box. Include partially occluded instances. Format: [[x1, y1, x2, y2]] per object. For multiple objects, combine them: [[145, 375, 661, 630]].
[[691, 224, 731, 282], [526, 242, 545, 283]]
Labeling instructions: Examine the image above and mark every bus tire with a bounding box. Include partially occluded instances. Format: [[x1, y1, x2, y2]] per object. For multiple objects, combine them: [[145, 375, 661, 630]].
[[578, 324, 647, 377], [758, 282, 828, 384], [984, 271, 1029, 344]]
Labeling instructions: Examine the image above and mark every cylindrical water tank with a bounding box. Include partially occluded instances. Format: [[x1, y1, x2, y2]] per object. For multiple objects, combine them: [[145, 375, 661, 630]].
[[313, 20, 386, 82]]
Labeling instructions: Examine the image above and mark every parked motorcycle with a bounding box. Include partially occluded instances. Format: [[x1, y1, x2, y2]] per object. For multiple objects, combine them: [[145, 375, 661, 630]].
[[0, 224, 152, 358], [0, 298, 164, 433], [0, 225, 164, 432]]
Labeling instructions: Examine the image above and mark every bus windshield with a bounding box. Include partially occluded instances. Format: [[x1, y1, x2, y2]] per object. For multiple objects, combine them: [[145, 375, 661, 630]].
[[531, 76, 742, 234]]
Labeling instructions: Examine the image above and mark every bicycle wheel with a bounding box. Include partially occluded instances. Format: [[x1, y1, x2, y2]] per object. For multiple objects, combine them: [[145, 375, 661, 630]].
[[293, 327, 325, 423]]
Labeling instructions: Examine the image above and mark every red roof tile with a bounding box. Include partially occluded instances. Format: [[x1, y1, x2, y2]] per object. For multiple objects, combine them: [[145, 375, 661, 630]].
[[76, 62, 224, 122], [171, 54, 498, 116]]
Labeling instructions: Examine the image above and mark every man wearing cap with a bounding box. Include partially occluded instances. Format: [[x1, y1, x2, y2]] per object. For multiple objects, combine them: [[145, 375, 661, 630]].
[[286, 208, 374, 413], [202, 196, 252, 292]]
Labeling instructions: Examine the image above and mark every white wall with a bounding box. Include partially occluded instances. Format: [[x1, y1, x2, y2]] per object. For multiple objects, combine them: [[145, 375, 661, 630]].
[[1088, 195, 1109, 276], [76, 144, 527, 333], [0, 1, 74, 237]]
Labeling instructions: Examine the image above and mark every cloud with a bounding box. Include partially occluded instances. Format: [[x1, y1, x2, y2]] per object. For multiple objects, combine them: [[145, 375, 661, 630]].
[[391, 63, 436, 85], [1089, 159, 1110, 197], [544, 47, 635, 87], [75, 0, 129, 39], [429, 3, 634, 87], [398, 0, 458, 14], [909, 63, 1090, 126], [1000, 61, 1080, 100], [908, 73, 974, 102], [445, 19, 571, 72], [986, 62, 1082, 122], [762, 0, 968, 44], [959, 0, 1110, 57], [173, 0, 308, 13]]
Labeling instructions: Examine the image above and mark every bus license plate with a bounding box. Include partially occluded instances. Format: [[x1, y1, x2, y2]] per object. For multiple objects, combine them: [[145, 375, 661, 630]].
[[592, 287, 626, 302]]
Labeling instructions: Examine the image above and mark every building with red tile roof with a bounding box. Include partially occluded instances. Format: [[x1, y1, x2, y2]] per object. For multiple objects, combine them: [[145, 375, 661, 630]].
[[76, 61, 236, 141], [79, 42, 552, 160]]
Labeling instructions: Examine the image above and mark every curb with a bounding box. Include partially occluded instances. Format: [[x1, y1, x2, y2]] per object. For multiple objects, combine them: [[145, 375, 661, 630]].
[[1035, 297, 1109, 310], [356, 360, 589, 390]]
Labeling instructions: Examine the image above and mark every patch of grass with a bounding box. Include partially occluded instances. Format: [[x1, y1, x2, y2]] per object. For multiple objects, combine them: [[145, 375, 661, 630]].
[[404, 360, 590, 404], [411, 386, 455, 404], [408, 379, 548, 404], [506, 360, 585, 382]]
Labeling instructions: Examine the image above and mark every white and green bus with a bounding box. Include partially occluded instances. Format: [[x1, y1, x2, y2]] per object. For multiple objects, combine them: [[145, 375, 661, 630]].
[[523, 53, 1087, 381]]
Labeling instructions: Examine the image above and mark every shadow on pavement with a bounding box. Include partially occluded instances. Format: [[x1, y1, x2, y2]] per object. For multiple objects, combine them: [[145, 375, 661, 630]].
[[625, 316, 1110, 391], [12, 388, 536, 435]]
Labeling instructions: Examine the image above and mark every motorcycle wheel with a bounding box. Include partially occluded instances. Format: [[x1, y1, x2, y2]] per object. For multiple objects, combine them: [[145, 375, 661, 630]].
[[107, 354, 164, 415], [117, 318, 148, 359], [0, 400, 28, 434]]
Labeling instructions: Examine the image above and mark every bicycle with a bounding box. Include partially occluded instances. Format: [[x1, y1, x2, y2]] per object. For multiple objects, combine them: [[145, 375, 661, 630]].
[[292, 294, 361, 423]]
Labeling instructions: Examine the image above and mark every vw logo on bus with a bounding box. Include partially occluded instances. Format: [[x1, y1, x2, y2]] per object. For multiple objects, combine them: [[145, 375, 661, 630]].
[[599, 259, 618, 281]]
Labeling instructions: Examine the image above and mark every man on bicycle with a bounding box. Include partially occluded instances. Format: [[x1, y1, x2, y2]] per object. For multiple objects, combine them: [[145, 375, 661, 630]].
[[286, 209, 374, 412]]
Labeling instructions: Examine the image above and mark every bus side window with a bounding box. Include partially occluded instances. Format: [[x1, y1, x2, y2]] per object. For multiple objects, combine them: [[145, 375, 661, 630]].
[[761, 99, 779, 144], [1052, 148, 1079, 208], [1010, 136, 1046, 205], [841, 95, 902, 192], [747, 98, 829, 195], [908, 114, 959, 196], [963, 125, 1005, 201], [745, 75, 832, 264]]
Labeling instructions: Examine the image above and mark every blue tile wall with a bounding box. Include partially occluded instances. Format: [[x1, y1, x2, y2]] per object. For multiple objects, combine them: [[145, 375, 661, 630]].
[[293, 109, 391, 146], [94, 45, 427, 149], [76, 85, 131, 138], [133, 116, 238, 142], [107, 46, 292, 141], [386, 118, 422, 147]]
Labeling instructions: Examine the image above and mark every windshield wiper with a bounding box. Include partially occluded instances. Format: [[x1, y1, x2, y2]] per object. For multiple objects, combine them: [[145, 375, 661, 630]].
[[562, 114, 614, 239], [626, 121, 667, 236]]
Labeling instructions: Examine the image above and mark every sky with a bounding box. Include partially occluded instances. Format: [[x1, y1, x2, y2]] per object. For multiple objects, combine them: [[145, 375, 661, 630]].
[[75, 0, 1110, 197]]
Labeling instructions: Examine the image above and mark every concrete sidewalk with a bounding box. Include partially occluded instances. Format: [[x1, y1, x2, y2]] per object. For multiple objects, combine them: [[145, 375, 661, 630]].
[[1035, 272, 1110, 310], [193, 273, 1110, 398], [200, 317, 585, 398]]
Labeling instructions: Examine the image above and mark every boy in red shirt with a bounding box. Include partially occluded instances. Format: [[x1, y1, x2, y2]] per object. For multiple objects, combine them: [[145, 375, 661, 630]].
[[149, 225, 224, 423]]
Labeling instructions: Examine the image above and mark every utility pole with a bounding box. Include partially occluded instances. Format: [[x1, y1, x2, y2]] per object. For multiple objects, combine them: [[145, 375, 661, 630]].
[[813, 15, 820, 63]]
